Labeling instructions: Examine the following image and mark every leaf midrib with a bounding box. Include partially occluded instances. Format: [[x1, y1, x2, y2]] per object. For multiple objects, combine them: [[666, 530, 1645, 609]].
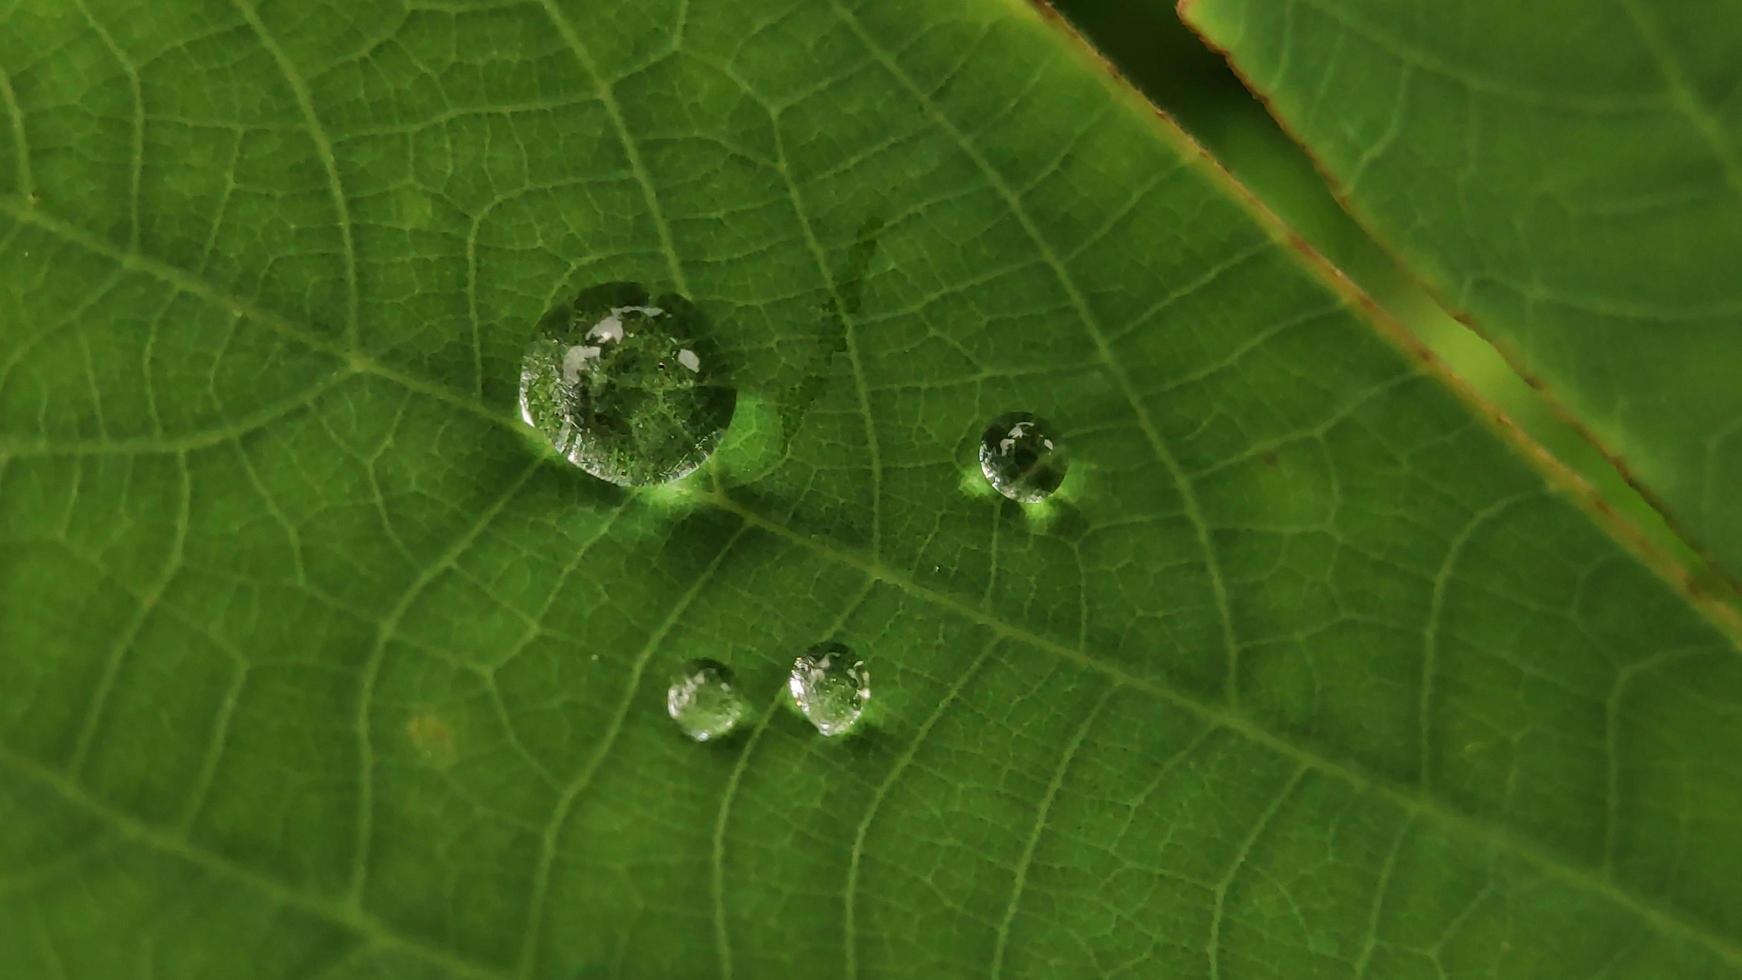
[[5, 183, 1741, 967]]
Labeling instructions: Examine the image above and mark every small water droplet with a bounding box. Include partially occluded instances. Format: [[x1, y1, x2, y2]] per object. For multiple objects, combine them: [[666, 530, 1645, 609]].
[[978, 411, 1067, 502], [788, 642, 869, 736], [666, 659, 746, 742], [520, 282, 736, 485]]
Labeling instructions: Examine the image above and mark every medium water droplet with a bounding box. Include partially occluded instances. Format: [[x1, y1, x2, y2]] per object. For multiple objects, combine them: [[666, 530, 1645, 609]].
[[520, 282, 735, 485], [788, 642, 869, 736], [978, 411, 1067, 502], [667, 659, 746, 742]]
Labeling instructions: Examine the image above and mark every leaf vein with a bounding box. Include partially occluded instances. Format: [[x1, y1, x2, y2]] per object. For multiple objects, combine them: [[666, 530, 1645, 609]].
[[230, 0, 361, 348], [518, 520, 757, 980], [826, 0, 1244, 706], [989, 684, 1116, 979]]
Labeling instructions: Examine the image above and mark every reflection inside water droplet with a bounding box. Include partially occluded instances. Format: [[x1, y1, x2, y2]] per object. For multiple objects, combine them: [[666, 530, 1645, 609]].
[[519, 282, 735, 486], [978, 411, 1068, 503], [667, 659, 746, 742], [788, 642, 869, 736]]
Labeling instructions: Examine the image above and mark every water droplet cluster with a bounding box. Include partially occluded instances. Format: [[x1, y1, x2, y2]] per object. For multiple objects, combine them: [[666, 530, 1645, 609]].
[[664, 643, 871, 741], [520, 282, 735, 486], [523, 286, 1080, 745]]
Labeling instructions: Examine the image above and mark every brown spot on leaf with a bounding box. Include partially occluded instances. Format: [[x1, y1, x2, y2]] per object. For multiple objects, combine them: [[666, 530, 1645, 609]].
[[406, 709, 456, 768]]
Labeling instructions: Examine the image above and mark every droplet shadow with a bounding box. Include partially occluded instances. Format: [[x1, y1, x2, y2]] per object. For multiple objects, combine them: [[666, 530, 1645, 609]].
[[993, 488, 1091, 544], [774, 211, 888, 455]]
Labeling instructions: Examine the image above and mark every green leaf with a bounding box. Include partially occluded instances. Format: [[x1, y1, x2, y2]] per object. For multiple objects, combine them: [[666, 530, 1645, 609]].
[[1050, 0, 1710, 585], [1182, 0, 1742, 587], [1, 1, 1739, 977]]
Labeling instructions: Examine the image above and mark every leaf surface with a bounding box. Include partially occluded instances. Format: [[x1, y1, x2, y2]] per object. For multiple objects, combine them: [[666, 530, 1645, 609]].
[[1183, 0, 1742, 585], [1, 1, 1740, 977]]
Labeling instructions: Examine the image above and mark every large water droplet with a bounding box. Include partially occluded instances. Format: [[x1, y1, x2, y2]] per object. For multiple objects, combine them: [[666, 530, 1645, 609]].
[[788, 642, 869, 736], [520, 282, 735, 485], [978, 411, 1067, 502], [667, 659, 747, 742]]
